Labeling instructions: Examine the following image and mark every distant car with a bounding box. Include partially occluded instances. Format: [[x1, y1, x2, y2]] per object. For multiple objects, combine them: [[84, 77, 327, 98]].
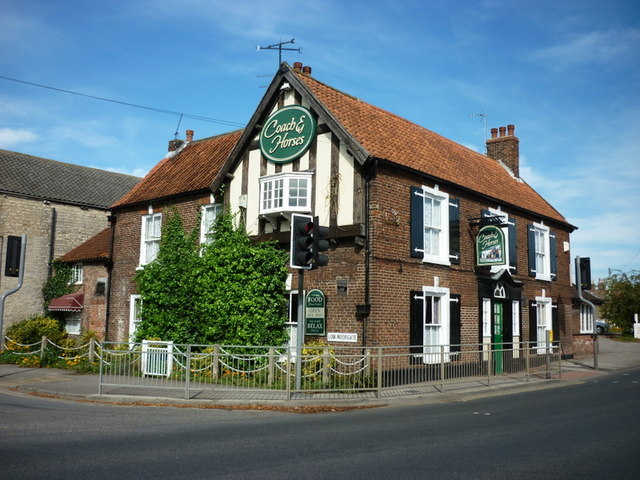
[[596, 320, 609, 335]]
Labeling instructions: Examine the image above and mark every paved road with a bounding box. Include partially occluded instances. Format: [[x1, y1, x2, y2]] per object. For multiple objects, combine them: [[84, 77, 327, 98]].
[[1, 366, 639, 479]]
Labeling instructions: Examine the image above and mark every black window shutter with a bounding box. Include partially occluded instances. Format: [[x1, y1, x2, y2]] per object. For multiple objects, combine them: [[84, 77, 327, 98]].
[[529, 301, 537, 343], [450, 294, 461, 352], [449, 198, 460, 264], [552, 303, 560, 342], [508, 218, 517, 272], [409, 291, 424, 353], [527, 224, 536, 277], [410, 187, 423, 258], [549, 231, 557, 281], [5, 236, 22, 277]]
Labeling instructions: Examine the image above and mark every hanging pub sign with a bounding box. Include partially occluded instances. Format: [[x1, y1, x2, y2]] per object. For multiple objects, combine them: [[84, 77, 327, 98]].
[[476, 225, 506, 266], [259, 105, 317, 163], [305, 289, 326, 336]]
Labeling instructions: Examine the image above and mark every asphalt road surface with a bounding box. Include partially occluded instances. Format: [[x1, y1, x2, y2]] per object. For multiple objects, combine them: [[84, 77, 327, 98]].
[[1, 367, 639, 479]]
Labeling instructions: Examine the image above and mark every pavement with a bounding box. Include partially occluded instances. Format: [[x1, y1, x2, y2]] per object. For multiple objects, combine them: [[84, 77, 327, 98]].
[[1, 336, 639, 411]]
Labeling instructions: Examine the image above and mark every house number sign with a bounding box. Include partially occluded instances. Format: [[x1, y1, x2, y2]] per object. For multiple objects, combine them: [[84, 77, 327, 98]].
[[259, 105, 317, 163]]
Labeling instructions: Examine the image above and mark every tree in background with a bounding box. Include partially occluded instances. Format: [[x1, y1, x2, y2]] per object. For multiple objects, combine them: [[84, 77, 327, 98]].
[[134, 208, 288, 346], [601, 270, 640, 335]]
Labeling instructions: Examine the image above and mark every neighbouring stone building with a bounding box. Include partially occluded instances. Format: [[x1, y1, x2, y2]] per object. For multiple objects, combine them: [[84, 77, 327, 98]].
[[0, 149, 139, 336], [104, 62, 586, 361]]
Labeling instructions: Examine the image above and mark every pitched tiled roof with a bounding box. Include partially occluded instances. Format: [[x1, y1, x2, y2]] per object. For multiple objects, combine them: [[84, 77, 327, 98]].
[[295, 71, 571, 226], [59, 227, 110, 263], [0, 149, 140, 209], [112, 130, 242, 208]]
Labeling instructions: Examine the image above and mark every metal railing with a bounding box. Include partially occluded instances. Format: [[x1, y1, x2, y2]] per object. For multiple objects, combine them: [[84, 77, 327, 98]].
[[97, 340, 562, 400]]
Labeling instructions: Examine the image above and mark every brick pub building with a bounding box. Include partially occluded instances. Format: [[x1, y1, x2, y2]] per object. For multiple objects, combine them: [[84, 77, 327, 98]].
[[106, 63, 578, 360]]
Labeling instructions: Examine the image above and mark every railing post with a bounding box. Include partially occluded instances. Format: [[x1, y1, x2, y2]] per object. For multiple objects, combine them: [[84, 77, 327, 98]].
[[212, 345, 220, 381], [98, 341, 104, 395], [40, 335, 47, 360], [525, 341, 530, 381], [322, 347, 330, 387], [286, 346, 292, 400], [88, 338, 95, 363], [376, 347, 383, 398], [487, 343, 493, 387], [268, 347, 275, 387], [440, 345, 446, 393], [185, 344, 191, 400], [545, 331, 551, 379]]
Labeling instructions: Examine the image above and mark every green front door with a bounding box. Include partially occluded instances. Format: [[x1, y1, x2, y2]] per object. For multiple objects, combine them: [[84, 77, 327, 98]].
[[493, 302, 504, 374]]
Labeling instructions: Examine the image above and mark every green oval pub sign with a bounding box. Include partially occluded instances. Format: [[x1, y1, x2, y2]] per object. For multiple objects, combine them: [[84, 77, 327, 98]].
[[259, 105, 317, 163], [476, 225, 506, 266]]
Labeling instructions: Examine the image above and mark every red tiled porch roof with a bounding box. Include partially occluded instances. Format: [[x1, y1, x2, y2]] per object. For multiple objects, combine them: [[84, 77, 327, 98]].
[[49, 293, 84, 312]]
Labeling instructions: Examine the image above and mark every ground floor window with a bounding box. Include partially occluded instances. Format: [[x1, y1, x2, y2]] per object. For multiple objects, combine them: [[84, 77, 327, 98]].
[[129, 294, 142, 342], [531, 295, 557, 354], [410, 281, 460, 363], [580, 304, 594, 333], [64, 314, 81, 335]]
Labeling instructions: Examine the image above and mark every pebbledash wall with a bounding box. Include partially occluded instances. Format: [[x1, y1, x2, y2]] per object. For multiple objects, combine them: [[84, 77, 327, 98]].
[[105, 62, 582, 357]]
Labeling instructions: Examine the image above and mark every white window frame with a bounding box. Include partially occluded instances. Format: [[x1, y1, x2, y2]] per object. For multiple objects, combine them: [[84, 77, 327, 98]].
[[139, 211, 162, 267], [415, 283, 450, 363], [419, 186, 450, 266], [64, 313, 81, 335], [71, 263, 83, 285], [534, 295, 552, 353], [482, 298, 492, 337], [259, 172, 313, 215], [129, 294, 142, 342], [200, 203, 222, 246], [512, 300, 521, 337], [532, 222, 551, 281], [580, 303, 594, 334]]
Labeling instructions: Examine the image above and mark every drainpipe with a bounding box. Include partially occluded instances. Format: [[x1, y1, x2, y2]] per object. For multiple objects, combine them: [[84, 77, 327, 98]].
[[575, 256, 598, 370], [361, 158, 377, 347], [104, 214, 116, 341], [48, 207, 57, 278]]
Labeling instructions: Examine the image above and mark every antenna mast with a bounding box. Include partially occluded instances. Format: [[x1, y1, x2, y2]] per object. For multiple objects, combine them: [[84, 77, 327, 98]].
[[470, 110, 488, 141], [256, 38, 302, 65]]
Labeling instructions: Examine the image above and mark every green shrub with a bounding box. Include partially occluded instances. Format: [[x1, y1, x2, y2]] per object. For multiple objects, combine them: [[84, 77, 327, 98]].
[[6, 315, 67, 346]]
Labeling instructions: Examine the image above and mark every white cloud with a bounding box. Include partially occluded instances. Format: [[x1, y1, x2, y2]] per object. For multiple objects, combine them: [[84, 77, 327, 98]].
[[0, 127, 38, 147], [532, 29, 640, 67]]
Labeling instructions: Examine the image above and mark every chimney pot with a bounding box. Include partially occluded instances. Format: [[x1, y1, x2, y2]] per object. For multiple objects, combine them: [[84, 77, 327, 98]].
[[491, 128, 498, 139], [293, 62, 303, 72], [186, 129, 194, 142], [499, 126, 507, 137], [507, 124, 515, 136], [302, 65, 312, 75]]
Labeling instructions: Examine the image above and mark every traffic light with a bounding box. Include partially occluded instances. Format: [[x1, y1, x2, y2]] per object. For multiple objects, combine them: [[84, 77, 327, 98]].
[[290, 214, 329, 270]]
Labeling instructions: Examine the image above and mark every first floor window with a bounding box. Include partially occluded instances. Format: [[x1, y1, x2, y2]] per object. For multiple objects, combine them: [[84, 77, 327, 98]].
[[580, 304, 594, 333], [200, 203, 222, 245], [140, 212, 162, 266], [129, 295, 142, 341], [410, 185, 460, 266], [71, 263, 83, 285], [259, 172, 313, 215], [528, 222, 557, 281]]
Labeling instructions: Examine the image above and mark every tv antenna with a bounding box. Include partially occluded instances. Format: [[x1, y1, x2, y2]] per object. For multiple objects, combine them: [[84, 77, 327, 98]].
[[470, 110, 489, 149], [257, 38, 302, 65]]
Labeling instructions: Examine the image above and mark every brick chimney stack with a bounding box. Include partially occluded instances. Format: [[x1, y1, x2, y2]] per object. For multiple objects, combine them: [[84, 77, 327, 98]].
[[486, 124, 520, 177], [168, 130, 194, 152]]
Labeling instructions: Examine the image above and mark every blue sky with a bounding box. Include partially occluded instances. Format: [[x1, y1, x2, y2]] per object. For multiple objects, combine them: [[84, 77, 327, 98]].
[[1, 0, 639, 282]]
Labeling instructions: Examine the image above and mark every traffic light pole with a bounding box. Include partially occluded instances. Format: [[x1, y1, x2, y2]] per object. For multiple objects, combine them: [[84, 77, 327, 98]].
[[0, 234, 27, 351], [295, 268, 305, 391]]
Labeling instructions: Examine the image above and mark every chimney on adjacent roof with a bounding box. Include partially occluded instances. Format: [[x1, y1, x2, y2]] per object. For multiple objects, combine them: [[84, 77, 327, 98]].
[[486, 124, 520, 177], [168, 130, 194, 152], [293, 62, 303, 72]]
